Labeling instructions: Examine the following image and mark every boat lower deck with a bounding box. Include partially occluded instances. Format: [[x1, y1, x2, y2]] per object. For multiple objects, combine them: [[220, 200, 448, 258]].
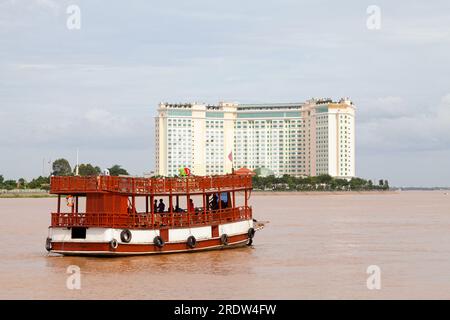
[[51, 234, 251, 256], [47, 219, 259, 256]]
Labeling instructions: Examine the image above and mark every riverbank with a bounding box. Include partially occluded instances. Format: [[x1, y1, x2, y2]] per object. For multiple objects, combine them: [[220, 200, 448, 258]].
[[252, 190, 398, 196], [0, 191, 53, 198], [0, 190, 399, 198]]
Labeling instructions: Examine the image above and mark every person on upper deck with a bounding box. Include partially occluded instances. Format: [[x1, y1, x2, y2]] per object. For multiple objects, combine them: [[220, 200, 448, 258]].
[[158, 199, 166, 213], [188, 199, 195, 213], [154, 199, 158, 213], [221, 199, 228, 209], [210, 194, 219, 210]]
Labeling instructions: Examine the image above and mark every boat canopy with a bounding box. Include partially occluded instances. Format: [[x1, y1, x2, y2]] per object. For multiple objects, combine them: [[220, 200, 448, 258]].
[[50, 174, 252, 196]]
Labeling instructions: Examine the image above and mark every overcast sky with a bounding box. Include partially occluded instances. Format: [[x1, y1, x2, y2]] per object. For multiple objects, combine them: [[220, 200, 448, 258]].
[[1, 0, 450, 187]]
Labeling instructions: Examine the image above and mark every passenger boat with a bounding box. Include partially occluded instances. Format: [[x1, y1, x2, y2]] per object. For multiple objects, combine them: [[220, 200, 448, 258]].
[[45, 174, 261, 256]]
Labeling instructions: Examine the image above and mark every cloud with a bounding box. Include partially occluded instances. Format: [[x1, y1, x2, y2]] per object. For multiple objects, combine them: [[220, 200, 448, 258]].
[[358, 94, 450, 152], [388, 28, 450, 45], [0, 105, 151, 150], [34, 0, 59, 12], [0, 0, 62, 14], [83, 108, 138, 137], [16, 63, 59, 70], [358, 96, 410, 122]]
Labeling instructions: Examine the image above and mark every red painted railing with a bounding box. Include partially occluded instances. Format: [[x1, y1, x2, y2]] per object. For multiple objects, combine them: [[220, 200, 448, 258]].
[[51, 206, 252, 229], [50, 175, 252, 195]]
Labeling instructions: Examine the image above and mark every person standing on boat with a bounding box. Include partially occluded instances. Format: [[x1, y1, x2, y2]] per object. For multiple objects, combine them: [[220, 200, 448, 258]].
[[188, 199, 195, 213], [158, 199, 165, 213], [210, 194, 219, 210]]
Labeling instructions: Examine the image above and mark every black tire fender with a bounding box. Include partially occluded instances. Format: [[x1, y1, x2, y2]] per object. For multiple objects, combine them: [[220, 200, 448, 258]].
[[120, 229, 132, 243], [110, 239, 119, 250], [187, 235, 197, 249], [248, 228, 256, 239], [45, 237, 52, 251], [154, 236, 165, 248], [220, 234, 229, 245]]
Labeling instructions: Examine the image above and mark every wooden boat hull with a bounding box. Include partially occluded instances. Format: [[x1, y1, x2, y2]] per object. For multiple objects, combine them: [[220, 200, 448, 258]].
[[50, 235, 250, 256], [47, 219, 260, 256]]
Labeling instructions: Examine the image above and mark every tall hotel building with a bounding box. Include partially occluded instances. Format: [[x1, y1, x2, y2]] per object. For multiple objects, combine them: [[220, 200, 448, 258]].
[[155, 98, 355, 178]]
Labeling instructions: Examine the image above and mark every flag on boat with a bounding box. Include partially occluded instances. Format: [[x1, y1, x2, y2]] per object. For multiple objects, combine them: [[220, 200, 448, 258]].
[[178, 167, 191, 176]]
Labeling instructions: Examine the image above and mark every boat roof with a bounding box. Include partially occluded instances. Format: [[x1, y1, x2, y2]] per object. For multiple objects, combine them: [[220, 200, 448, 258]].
[[50, 174, 253, 196]]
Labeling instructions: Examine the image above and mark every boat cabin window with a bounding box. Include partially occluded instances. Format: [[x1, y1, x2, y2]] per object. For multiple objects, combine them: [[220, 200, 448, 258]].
[[150, 195, 206, 214], [206, 192, 232, 210], [71, 227, 87, 239]]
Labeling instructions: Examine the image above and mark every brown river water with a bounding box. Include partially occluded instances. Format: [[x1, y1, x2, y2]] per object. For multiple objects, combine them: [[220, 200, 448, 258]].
[[1, 191, 450, 299]]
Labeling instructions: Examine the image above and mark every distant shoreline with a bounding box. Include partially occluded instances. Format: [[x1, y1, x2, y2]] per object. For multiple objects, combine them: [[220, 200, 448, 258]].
[[251, 189, 450, 195], [1, 189, 447, 199], [0, 191, 395, 198], [251, 190, 398, 196], [0, 192, 54, 199]]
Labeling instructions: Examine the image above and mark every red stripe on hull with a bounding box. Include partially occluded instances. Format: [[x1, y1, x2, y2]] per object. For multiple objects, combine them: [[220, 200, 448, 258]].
[[50, 233, 250, 256]]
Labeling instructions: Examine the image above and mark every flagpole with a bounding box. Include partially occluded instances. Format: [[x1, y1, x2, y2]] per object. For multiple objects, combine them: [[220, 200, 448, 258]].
[[229, 150, 234, 174], [232, 152, 234, 173], [75, 148, 79, 176]]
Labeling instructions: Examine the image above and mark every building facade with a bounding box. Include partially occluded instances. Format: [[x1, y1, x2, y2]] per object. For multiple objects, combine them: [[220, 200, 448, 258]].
[[155, 98, 355, 178]]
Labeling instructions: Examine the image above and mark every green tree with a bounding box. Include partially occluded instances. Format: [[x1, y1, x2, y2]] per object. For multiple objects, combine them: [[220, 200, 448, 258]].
[[108, 165, 129, 176], [52, 159, 72, 176], [3, 180, 17, 190], [316, 174, 333, 184], [18, 178, 27, 189], [252, 176, 263, 189], [28, 176, 50, 190], [301, 176, 313, 186], [77, 164, 101, 176], [350, 177, 368, 190], [250, 174, 386, 192], [331, 178, 348, 190], [281, 174, 296, 190]]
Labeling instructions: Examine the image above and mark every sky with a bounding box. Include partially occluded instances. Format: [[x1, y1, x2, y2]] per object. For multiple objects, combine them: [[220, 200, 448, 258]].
[[1, 0, 450, 187]]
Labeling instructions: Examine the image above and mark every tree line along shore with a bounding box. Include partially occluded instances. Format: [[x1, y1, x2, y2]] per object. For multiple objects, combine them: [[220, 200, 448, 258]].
[[1, 158, 389, 197], [252, 175, 389, 191], [0, 158, 129, 195]]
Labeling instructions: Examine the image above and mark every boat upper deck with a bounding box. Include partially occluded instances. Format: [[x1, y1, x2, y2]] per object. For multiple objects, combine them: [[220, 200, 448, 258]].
[[50, 174, 253, 196]]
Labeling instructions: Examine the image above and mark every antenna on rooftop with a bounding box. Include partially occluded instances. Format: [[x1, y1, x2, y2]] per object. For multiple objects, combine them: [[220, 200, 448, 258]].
[[75, 148, 79, 176]]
